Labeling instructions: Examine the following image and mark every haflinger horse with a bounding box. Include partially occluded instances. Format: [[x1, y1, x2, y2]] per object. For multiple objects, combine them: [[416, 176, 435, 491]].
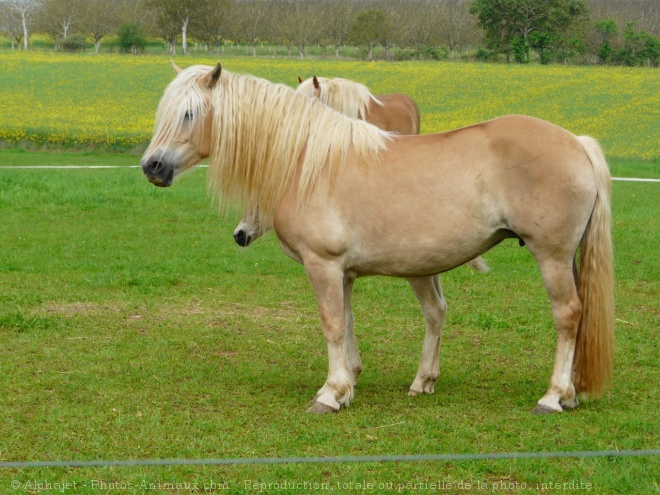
[[297, 75, 420, 135], [234, 74, 489, 272], [141, 63, 614, 415]]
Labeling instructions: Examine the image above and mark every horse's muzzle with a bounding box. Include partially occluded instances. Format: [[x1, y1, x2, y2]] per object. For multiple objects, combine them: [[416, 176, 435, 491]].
[[141, 157, 175, 187], [233, 229, 252, 247]]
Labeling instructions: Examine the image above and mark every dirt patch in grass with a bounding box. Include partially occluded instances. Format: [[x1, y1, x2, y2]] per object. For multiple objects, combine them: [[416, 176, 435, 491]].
[[40, 301, 129, 318]]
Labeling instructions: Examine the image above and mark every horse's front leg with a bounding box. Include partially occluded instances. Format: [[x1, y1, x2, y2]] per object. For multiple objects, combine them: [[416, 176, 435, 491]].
[[305, 258, 355, 414], [407, 275, 447, 396], [343, 272, 362, 385]]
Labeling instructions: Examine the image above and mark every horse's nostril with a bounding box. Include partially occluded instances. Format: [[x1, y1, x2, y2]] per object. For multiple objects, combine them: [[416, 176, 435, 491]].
[[152, 160, 164, 173], [143, 159, 169, 179], [234, 229, 251, 247]]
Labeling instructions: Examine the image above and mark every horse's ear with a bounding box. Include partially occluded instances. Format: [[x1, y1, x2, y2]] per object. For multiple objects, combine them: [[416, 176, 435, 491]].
[[171, 60, 183, 75], [313, 76, 320, 90], [297, 76, 303, 85], [205, 63, 222, 89]]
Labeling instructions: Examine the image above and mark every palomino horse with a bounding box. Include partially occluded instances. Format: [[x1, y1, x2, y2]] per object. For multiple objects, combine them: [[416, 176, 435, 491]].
[[141, 63, 614, 415], [297, 75, 420, 135], [234, 74, 489, 272]]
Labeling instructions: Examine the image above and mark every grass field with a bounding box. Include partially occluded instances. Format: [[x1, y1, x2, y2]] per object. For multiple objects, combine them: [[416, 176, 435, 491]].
[[0, 53, 658, 494], [0, 52, 659, 160], [0, 151, 658, 494]]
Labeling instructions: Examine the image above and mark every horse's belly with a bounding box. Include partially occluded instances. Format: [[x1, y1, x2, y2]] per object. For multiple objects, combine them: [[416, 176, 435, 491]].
[[345, 231, 500, 277]]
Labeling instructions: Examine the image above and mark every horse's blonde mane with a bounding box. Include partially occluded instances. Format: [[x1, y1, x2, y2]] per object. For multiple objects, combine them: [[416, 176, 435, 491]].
[[297, 77, 383, 121], [208, 70, 391, 229]]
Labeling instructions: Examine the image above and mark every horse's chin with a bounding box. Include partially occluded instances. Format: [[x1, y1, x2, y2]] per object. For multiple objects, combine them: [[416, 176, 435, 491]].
[[146, 168, 175, 187]]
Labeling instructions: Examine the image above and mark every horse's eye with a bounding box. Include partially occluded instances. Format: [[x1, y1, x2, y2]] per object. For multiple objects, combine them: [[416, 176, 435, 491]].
[[184, 110, 193, 121]]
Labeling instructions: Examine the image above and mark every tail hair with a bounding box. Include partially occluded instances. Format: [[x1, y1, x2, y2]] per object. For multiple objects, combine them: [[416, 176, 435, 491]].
[[573, 136, 615, 397]]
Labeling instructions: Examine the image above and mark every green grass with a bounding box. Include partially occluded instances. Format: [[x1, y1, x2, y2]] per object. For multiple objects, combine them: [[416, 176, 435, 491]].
[[607, 159, 659, 179], [0, 154, 657, 494]]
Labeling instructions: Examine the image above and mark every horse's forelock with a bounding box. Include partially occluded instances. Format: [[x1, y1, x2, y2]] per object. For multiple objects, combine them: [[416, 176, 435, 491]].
[[144, 66, 211, 158]]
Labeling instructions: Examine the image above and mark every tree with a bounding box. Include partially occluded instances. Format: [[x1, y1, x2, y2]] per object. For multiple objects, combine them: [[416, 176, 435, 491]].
[[443, 0, 481, 59], [588, 0, 658, 38], [0, 0, 43, 50], [321, 0, 355, 58], [147, 0, 209, 55], [376, 0, 405, 59], [470, 0, 514, 59], [402, 0, 446, 60], [614, 21, 660, 66], [276, 0, 322, 59], [77, 0, 119, 53], [231, 0, 269, 57], [350, 8, 386, 60], [117, 22, 146, 53], [593, 18, 617, 63], [533, 0, 589, 62], [640, 30, 660, 66], [113, 0, 158, 30], [191, 0, 230, 53], [0, 1, 23, 48], [36, 0, 81, 51], [470, 0, 589, 63]]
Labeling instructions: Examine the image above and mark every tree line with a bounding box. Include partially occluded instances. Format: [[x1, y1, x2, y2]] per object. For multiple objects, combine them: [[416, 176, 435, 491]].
[[0, 0, 658, 66]]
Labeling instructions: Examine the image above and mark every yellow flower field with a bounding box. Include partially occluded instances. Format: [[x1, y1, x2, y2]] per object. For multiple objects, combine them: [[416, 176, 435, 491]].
[[0, 52, 658, 159]]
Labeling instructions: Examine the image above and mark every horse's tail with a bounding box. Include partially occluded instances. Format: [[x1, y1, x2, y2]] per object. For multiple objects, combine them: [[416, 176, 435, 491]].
[[573, 136, 615, 398]]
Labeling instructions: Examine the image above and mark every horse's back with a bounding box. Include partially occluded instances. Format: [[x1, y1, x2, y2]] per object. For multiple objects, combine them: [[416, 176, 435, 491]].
[[367, 94, 420, 135], [391, 114, 594, 185], [361, 116, 595, 253]]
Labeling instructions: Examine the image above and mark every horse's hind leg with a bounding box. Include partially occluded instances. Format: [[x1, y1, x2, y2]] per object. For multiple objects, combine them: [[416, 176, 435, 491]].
[[467, 256, 490, 273], [533, 259, 582, 414], [408, 275, 447, 396]]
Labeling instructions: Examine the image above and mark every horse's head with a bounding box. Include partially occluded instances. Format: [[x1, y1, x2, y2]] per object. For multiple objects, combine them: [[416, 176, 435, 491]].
[[297, 75, 324, 99], [233, 206, 265, 247], [141, 63, 221, 187]]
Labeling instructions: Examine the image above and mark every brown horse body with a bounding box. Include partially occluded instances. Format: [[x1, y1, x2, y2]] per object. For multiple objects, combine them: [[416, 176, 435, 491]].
[[364, 93, 421, 135]]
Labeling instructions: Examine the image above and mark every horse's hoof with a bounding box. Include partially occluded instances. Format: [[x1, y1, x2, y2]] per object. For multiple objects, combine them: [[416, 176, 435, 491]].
[[532, 404, 561, 415], [408, 389, 420, 397], [307, 402, 337, 414]]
